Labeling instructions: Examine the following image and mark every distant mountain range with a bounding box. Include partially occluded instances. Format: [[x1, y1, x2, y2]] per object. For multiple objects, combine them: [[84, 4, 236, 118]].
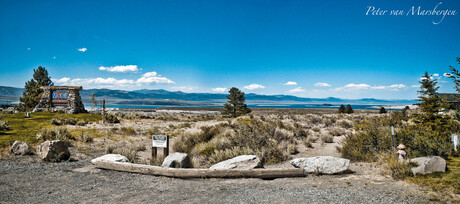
[[0, 86, 416, 106]]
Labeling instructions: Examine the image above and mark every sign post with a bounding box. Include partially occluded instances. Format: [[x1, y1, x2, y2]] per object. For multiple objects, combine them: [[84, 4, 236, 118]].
[[152, 135, 169, 160]]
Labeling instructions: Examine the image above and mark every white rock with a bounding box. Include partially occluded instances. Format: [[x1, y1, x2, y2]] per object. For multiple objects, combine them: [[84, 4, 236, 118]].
[[162, 152, 191, 168], [10, 141, 30, 155], [290, 156, 350, 175], [36, 140, 70, 162], [91, 154, 129, 164], [210, 155, 262, 170], [410, 156, 446, 175]]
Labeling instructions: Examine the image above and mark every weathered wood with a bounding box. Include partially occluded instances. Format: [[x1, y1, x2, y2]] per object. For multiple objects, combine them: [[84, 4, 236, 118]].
[[94, 161, 305, 179]]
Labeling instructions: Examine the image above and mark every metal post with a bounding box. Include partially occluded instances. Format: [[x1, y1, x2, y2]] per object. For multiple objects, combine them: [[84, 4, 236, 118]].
[[163, 137, 169, 157], [151, 147, 157, 159], [390, 109, 395, 149], [102, 99, 106, 124]]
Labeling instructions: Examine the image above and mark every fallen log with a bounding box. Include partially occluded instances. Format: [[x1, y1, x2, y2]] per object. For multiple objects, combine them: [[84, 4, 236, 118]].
[[93, 160, 305, 179]]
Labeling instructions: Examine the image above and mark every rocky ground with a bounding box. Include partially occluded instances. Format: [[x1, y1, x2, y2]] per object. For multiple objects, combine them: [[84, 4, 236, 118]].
[[0, 157, 442, 203]]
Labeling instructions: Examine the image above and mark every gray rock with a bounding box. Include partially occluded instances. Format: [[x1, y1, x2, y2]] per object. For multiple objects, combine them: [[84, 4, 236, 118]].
[[10, 141, 30, 155], [36, 140, 70, 162], [210, 155, 262, 170], [162, 152, 191, 168], [410, 156, 446, 175], [91, 154, 129, 164], [291, 156, 350, 175]]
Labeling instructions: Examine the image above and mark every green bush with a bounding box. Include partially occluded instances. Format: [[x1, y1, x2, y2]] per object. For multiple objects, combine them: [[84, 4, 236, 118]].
[[36, 127, 75, 142], [378, 152, 414, 180], [105, 114, 120, 123], [0, 120, 9, 131], [51, 116, 77, 126], [78, 132, 93, 143]]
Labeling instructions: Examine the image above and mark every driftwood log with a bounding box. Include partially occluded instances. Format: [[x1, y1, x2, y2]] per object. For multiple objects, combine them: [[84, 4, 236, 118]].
[[93, 160, 305, 179]]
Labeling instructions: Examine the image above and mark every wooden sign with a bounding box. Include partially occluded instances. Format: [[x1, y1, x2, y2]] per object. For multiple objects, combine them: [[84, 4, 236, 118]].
[[152, 135, 169, 160], [51, 90, 69, 106], [152, 135, 168, 148]]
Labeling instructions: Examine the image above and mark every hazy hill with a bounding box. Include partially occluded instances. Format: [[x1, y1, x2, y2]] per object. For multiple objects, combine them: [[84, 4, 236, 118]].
[[0, 86, 416, 105]]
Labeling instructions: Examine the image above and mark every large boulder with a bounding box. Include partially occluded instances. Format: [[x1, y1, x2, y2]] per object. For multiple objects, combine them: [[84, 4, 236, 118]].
[[291, 156, 350, 175], [10, 141, 30, 155], [410, 156, 446, 175], [162, 152, 191, 168], [91, 154, 129, 164], [36, 140, 70, 162], [210, 155, 262, 170]]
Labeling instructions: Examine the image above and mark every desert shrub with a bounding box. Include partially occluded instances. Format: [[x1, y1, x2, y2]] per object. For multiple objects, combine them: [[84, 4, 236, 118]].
[[134, 144, 146, 151], [105, 114, 120, 123], [303, 137, 314, 148], [309, 116, 323, 124], [78, 132, 93, 143], [105, 144, 115, 154], [0, 120, 9, 131], [294, 129, 309, 138], [121, 127, 136, 135], [114, 147, 137, 163], [338, 117, 392, 162], [51, 116, 77, 126], [378, 152, 414, 180], [312, 126, 321, 132], [37, 127, 75, 142], [337, 120, 353, 129], [207, 146, 256, 166], [320, 133, 334, 143], [150, 155, 165, 166], [328, 127, 346, 136], [76, 119, 88, 126]]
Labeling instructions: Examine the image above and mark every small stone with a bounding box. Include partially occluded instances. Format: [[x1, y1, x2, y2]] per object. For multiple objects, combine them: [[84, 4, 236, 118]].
[[291, 156, 350, 175], [36, 140, 70, 162], [162, 152, 191, 168], [209, 155, 262, 170], [410, 156, 446, 175], [91, 154, 129, 164], [10, 141, 30, 155]]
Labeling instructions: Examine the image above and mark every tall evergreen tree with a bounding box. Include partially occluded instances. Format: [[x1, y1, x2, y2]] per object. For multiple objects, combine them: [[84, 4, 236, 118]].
[[19, 66, 54, 111], [338, 104, 345, 113], [345, 104, 353, 114], [222, 87, 251, 117], [447, 57, 460, 94], [416, 72, 450, 131]]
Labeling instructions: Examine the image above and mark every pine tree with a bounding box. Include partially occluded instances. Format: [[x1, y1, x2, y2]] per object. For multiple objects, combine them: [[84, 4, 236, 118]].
[[379, 107, 387, 114], [345, 104, 353, 114], [447, 57, 460, 94], [222, 87, 251, 117], [91, 93, 98, 107], [19, 66, 54, 111], [416, 72, 450, 131], [338, 104, 345, 113]]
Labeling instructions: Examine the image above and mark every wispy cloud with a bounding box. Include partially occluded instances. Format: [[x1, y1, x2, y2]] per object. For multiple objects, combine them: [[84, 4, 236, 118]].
[[212, 87, 227, 92], [244, 83, 265, 90], [283, 81, 297, 86], [52, 77, 70, 83], [314, 82, 331, 87], [27, 48, 31, 51], [344, 83, 371, 89], [288, 87, 306, 93], [78, 48, 87, 52], [136, 71, 174, 84], [411, 85, 419, 88], [335, 83, 407, 91], [99, 65, 140, 73]]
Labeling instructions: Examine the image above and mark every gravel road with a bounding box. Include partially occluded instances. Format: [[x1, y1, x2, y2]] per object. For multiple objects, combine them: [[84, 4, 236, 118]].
[[0, 158, 437, 203]]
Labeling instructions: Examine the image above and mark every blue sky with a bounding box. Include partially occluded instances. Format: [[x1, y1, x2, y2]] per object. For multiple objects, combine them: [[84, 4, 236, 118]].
[[0, 0, 459, 99]]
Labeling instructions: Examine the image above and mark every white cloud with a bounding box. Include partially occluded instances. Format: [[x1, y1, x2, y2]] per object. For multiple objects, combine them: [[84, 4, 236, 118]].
[[411, 85, 419, 88], [99, 65, 140, 73], [283, 81, 297, 86], [212, 87, 227, 92], [433, 73, 439, 77], [444, 73, 451, 77], [370, 84, 407, 90], [344, 83, 371, 89], [70, 77, 136, 86], [288, 87, 306, 93], [244, 83, 265, 90], [136, 71, 174, 84], [78, 48, 87, 52], [314, 82, 331, 87], [27, 48, 31, 51], [52, 77, 70, 83]]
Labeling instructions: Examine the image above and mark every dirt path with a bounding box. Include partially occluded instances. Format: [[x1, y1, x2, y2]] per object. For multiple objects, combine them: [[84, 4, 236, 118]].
[[0, 159, 437, 203]]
